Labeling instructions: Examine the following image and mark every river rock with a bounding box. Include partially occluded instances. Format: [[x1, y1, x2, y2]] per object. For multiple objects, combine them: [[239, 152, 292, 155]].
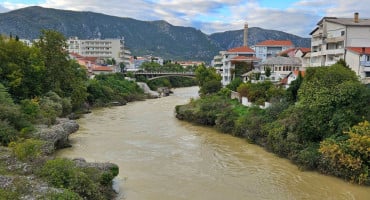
[[34, 118, 79, 154], [72, 158, 119, 172]]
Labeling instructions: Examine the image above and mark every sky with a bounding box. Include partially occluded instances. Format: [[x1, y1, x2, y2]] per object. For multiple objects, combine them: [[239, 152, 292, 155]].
[[0, 0, 369, 37]]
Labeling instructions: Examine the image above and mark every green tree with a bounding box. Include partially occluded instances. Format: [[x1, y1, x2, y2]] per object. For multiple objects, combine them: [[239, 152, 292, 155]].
[[265, 66, 272, 78]]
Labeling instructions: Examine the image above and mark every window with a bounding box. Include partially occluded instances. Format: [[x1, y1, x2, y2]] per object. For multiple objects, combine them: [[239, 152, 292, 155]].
[[341, 31, 345, 36]]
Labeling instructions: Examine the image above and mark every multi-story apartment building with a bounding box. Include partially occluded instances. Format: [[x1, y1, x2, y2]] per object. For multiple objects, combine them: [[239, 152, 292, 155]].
[[309, 13, 370, 83], [67, 37, 131, 65], [310, 13, 370, 67], [252, 40, 294, 61], [219, 46, 260, 86]]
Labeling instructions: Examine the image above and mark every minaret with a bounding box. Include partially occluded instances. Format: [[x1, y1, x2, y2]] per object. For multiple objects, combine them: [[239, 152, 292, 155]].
[[243, 22, 248, 46]]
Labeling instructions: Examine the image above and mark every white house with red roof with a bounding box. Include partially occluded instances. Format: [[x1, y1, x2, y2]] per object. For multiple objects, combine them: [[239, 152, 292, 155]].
[[218, 46, 260, 86], [70, 53, 114, 76], [345, 47, 370, 84], [252, 40, 294, 61]]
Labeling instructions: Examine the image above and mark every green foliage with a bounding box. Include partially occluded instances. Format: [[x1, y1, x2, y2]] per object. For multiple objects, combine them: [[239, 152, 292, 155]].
[[39, 158, 110, 199], [0, 188, 20, 200], [87, 73, 144, 106], [286, 71, 303, 102], [44, 189, 82, 200], [234, 62, 253, 78], [199, 79, 222, 96], [195, 64, 221, 87], [319, 121, 370, 184], [226, 77, 243, 91], [9, 138, 44, 161], [0, 120, 18, 146], [237, 81, 282, 104], [265, 66, 272, 78]]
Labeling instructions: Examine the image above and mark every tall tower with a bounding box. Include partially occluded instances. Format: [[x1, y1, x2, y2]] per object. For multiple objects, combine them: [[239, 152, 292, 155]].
[[243, 22, 248, 46]]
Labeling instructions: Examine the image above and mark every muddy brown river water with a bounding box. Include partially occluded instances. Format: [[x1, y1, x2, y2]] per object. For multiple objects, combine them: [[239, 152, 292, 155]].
[[57, 87, 370, 200]]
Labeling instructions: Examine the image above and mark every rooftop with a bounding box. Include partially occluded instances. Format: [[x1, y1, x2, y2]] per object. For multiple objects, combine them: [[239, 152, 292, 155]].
[[347, 47, 370, 55], [254, 40, 293, 47], [262, 56, 302, 66], [227, 46, 255, 53], [322, 17, 370, 26]]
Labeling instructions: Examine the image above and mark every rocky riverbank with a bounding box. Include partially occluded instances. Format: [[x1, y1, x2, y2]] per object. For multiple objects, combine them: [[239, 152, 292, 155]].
[[0, 118, 119, 199]]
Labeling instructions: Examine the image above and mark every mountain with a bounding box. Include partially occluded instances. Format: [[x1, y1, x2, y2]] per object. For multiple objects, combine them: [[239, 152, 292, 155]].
[[0, 6, 311, 61], [210, 27, 311, 50]]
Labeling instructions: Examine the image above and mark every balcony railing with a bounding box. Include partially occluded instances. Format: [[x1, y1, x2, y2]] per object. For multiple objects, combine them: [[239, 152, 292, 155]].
[[363, 66, 370, 72], [324, 49, 344, 55], [360, 61, 370, 67]]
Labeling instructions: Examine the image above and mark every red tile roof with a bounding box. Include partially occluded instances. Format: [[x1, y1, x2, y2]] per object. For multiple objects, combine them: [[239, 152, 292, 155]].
[[227, 46, 255, 53], [231, 56, 260, 61], [347, 47, 370, 55], [278, 48, 296, 56], [255, 40, 293, 46], [298, 48, 311, 53], [93, 66, 113, 71]]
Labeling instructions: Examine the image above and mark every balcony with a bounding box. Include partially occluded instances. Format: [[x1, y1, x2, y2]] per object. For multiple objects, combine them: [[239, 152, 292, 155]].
[[363, 66, 370, 72], [325, 36, 344, 43], [324, 49, 344, 55], [360, 61, 370, 67], [311, 40, 323, 46]]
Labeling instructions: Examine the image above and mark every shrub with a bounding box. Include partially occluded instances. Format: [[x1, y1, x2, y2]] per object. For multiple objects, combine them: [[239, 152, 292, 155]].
[[9, 139, 44, 161], [45, 189, 82, 200], [0, 120, 18, 146], [39, 158, 107, 199], [20, 98, 41, 123], [0, 188, 20, 199]]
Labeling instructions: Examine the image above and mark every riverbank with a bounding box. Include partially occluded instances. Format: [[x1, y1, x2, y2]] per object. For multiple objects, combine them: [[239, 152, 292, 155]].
[[0, 118, 119, 199], [56, 87, 370, 200], [175, 87, 370, 186]]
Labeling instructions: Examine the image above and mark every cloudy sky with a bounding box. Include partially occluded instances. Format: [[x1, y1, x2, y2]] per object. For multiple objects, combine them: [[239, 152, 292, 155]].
[[0, 0, 369, 37]]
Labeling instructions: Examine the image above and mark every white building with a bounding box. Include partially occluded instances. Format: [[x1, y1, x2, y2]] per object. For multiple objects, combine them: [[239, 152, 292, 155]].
[[310, 13, 370, 67], [67, 37, 131, 65], [219, 46, 260, 86], [345, 47, 370, 84], [252, 40, 294, 61]]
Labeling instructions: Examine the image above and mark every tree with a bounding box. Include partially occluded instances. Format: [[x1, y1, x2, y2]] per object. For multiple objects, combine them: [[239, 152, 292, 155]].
[[195, 64, 221, 87], [119, 62, 126, 72], [35, 30, 70, 96], [35, 30, 88, 108], [265, 66, 272, 78]]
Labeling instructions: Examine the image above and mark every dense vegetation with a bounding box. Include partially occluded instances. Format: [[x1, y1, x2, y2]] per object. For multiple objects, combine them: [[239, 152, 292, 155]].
[[0, 31, 145, 198], [176, 63, 370, 185]]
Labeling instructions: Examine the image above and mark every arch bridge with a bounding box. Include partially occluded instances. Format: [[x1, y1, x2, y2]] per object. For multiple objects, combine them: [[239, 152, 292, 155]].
[[124, 72, 196, 80]]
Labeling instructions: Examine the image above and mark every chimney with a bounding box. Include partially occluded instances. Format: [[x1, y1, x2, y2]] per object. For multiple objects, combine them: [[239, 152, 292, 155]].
[[354, 12, 359, 23], [243, 22, 248, 46]]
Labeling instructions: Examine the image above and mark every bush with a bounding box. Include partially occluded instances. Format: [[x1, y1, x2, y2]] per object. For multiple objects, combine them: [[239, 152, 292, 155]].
[[20, 98, 41, 123], [9, 139, 44, 161], [0, 188, 20, 199], [39, 158, 108, 199], [45, 189, 82, 200], [0, 120, 19, 146]]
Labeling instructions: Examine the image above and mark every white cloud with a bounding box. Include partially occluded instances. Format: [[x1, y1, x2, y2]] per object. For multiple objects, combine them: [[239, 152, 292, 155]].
[[0, 5, 9, 13]]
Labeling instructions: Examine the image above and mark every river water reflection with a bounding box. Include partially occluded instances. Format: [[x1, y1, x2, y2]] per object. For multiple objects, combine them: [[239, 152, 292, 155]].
[[57, 87, 370, 200]]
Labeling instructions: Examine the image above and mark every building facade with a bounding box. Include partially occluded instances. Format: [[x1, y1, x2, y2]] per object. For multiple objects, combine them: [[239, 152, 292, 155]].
[[310, 13, 370, 67], [252, 40, 294, 61], [345, 47, 370, 84], [67, 37, 131, 65], [219, 46, 260, 86]]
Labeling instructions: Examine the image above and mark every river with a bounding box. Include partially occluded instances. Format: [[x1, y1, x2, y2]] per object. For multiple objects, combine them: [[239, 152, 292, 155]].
[[57, 87, 370, 200]]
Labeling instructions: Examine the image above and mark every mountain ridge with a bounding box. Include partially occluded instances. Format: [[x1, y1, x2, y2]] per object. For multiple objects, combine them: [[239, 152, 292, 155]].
[[0, 6, 311, 61]]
